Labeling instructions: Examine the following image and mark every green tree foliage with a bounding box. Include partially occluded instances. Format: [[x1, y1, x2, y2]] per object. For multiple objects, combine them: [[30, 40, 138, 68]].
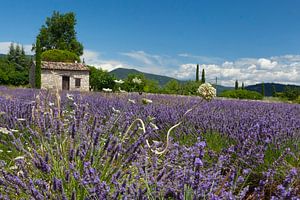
[[241, 82, 245, 90], [7, 43, 27, 67], [37, 11, 83, 56], [164, 79, 181, 94], [123, 74, 146, 92], [220, 89, 263, 100], [261, 82, 265, 97], [182, 81, 201, 95], [235, 80, 239, 90], [283, 86, 300, 101], [196, 64, 199, 82], [272, 84, 276, 97], [201, 68, 205, 83], [35, 39, 42, 89], [41, 49, 80, 63], [89, 66, 115, 91]]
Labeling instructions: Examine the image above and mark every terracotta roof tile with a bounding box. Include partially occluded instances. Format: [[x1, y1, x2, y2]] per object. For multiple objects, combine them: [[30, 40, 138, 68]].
[[41, 61, 90, 71]]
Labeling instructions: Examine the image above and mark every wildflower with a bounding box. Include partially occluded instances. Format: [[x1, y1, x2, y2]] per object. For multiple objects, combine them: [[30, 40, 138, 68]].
[[194, 158, 203, 167], [128, 99, 136, 104], [10, 129, 19, 133], [66, 93, 74, 101], [14, 156, 25, 161], [49, 102, 55, 106], [0, 127, 10, 134], [0, 111, 5, 115], [9, 165, 18, 170], [17, 118, 26, 122], [150, 122, 159, 130], [197, 83, 216, 101], [132, 77, 142, 84], [114, 79, 124, 84], [7, 150, 12, 153], [0, 149, 3, 153], [112, 107, 121, 114], [142, 98, 153, 104], [118, 87, 126, 93], [102, 88, 112, 92]]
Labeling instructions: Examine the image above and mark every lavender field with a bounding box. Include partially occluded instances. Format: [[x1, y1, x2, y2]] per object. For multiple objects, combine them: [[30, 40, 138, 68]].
[[0, 87, 299, 199]]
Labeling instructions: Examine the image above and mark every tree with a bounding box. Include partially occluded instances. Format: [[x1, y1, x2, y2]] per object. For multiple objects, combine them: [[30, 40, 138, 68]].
[[201, 68, 205, 83], [89, 66, 115, 91], [35, 39, 42, 89], [241, 82, 245, 90], [235, 80, 239, 90], [36, 11, 83, 56], [272, 83, 276, 97], [261, 82, 265, 97], [164, 79, 181, 94], [41, 49, 80, 63], [196, 64, 199, 82]]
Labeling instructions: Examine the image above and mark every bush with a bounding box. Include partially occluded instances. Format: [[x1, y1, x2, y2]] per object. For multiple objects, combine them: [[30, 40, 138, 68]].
[[220, 89, 263, 100], [41, 49, 80, 63]]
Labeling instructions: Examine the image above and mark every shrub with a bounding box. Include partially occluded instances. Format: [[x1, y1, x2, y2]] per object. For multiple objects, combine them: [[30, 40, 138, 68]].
[[41, 49, 80, 63], [220, 89, 263, 100]]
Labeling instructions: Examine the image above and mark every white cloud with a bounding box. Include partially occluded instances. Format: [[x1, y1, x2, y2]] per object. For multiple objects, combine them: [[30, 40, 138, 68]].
[[82, 49, 128, 71], [171, 55, 300, 86], [0, 42, 33, 55]]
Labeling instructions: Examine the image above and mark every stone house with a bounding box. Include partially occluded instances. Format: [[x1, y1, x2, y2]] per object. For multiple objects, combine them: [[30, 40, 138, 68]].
[[30, 61, 90, 91]]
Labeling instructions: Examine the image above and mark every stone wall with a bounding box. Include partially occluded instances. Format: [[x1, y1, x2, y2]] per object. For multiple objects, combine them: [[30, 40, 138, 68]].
[[41, 69, 89, 91]]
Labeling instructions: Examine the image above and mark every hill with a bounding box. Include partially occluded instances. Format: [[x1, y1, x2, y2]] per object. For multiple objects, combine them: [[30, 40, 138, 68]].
[[245, 83, 300, 96], [109, 68, 178, 86]]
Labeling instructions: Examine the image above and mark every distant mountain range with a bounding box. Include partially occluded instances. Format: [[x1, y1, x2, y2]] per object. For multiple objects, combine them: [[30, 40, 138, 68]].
[[110, 68, 300, 96], [245, 83, 300, 96], [109, 68, 179, 86]]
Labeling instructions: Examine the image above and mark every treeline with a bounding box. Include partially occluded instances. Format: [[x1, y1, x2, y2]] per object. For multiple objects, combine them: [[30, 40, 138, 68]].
[[89, 66, 206, 95], [0, 43, 31, 86]]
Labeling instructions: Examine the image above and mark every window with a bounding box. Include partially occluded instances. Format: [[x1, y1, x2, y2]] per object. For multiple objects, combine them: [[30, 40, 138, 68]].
[[75, 78, 81, 88]]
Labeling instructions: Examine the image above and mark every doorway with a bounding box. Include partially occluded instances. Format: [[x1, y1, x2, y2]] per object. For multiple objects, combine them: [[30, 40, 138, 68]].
[[62, 76, 70, 90]]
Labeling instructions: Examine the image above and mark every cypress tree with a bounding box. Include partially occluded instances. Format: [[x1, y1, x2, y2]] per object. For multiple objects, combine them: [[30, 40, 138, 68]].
[[241, 82, 245, 90], [35, 38, 42, 89], [261, 82, 265, 97], [235, 80, 239, 90], [272, 83, 276, 97], [201, 68, 205, 83], [196, 64, 199, 82]]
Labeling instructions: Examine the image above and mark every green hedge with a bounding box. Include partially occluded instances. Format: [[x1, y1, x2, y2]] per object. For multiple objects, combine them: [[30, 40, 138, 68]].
[[220, 89, 263, 100], [41, 49, 80, 63]]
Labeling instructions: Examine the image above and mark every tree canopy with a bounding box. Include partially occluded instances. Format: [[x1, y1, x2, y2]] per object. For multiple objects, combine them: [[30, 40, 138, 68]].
[[37, 11, 83, 56]]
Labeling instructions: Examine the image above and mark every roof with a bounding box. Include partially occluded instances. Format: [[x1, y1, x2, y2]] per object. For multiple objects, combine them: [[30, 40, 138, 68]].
[[41, 61, 90, 71]]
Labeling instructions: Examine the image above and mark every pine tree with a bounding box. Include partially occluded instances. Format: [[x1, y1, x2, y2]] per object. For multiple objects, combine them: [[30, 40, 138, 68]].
[[201, 68, 205, 83], [35, 39, 42, 89], [241, 82, 245, 90], [7, 43, 16, 63], [196, 64, 199, 82], [235, 80, 239, 90]]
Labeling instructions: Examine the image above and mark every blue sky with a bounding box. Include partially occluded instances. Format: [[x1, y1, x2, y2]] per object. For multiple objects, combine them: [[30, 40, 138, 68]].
[[0, 0, 300, 86]]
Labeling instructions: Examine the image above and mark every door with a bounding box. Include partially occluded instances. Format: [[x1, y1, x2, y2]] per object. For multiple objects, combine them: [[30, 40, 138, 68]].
[[62, 76, 70, 90]]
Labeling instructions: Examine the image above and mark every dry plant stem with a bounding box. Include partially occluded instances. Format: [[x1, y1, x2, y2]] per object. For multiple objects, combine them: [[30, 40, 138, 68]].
[[146, 98, 205, 155]]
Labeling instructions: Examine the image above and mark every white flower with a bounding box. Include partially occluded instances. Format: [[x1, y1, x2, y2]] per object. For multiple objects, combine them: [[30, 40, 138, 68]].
[[10, 129, 19, 133], [7, 150, 12, 153], [17, 118, 26, 122], [9, 165, 18, 170], [150, 122, 159, 130], [0, 127, 10, 134], [102, 88, 112, 92], [132, 77, 142, 84], [49, 102, 54, 106], [142, 98, 153, 104], [114, 79, 124, 84], [0, 111, 5, 115], [119, 87, 126, 93], [197, 83, 216, 101], [0, 149, 3, 153], [128, 99, 136, 104], [14, 156, 25, 161], [66, 93, 74, 101], [112, 107, 121, 114]]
